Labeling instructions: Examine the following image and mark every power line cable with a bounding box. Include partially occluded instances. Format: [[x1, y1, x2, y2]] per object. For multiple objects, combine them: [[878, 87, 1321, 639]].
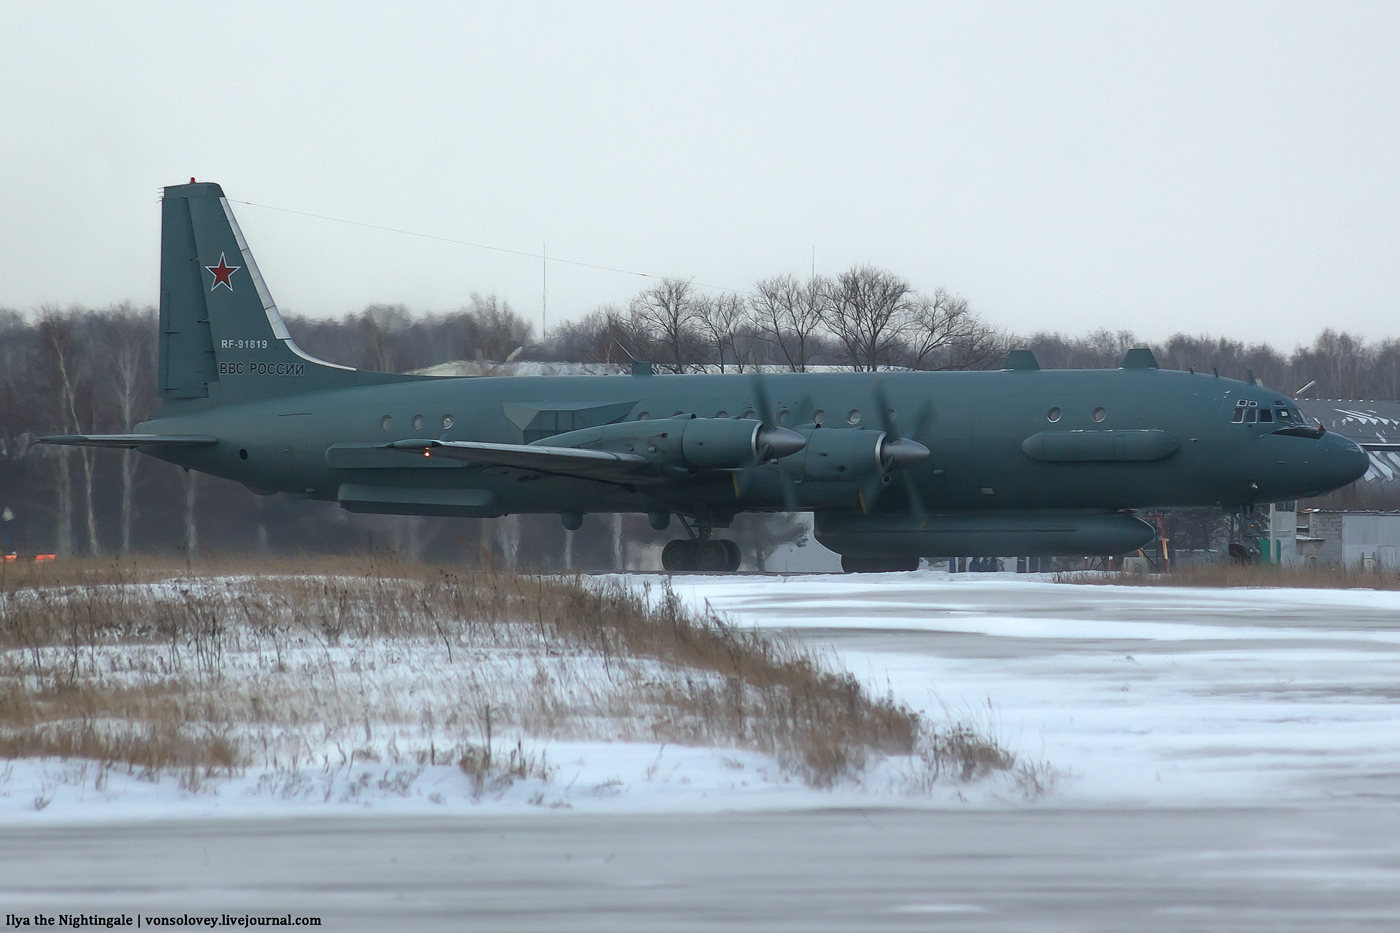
[[228, 199, 740, 294]]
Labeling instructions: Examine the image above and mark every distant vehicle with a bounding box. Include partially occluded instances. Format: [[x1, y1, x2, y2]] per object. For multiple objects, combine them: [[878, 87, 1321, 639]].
[[41, 182, 1370, 571]]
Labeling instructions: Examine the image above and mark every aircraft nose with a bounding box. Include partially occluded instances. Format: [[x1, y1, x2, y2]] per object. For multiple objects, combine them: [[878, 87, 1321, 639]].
[[1321, 433, 1370, 490]]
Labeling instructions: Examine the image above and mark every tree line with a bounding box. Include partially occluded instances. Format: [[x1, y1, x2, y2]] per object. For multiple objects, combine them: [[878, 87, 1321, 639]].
[[2, 264, 1397, 561], [546, 266, 1001, 373]]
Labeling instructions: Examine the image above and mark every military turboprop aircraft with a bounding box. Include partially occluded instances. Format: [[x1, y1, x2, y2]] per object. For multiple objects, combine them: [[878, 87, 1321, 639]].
[[40, 181, 1370, 572]]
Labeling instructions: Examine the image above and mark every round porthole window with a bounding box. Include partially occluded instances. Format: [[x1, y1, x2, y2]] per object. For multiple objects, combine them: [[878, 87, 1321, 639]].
[[1047, 407, 1062, 422], [847, 409, 862, 425], [714, 410, 728, 418], [777, 410, 789, 425], [742, 409, 755, 419], [380, 415, 392, 431], [813, 409, 826, 425], [1092, 407, 1106, 423], [637, 411, 650, 421], [441, 414, 454, 430], [411, 414, 424, 431]]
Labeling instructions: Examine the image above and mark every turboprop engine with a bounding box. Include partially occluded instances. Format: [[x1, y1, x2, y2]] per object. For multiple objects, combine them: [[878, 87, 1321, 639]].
[[787, 427, 930, 482]]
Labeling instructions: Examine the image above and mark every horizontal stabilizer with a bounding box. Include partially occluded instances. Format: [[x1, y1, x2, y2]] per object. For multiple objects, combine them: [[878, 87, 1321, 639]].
[[38, 434, 218, 449], [386, 439, 659, 484]]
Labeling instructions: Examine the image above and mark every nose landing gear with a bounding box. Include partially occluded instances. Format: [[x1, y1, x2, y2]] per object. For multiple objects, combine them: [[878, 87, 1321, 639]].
[[661, 536, 741, 572]]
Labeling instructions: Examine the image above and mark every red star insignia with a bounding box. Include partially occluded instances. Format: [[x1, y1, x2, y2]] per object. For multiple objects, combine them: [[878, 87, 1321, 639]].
[[205, 253, 241, 292]]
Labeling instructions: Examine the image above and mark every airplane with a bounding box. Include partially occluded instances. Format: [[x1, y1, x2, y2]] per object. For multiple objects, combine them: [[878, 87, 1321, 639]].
[[40, 181, 1371, 572]]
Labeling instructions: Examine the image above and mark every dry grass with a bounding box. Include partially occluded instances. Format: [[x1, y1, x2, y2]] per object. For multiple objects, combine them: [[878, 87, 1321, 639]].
[[1059, 562, 1400, 590], [0, 556, 1013, 792]]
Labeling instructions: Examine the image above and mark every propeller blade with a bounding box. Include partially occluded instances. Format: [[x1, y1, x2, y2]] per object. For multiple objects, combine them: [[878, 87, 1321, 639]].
[[778, 465, 801, 511], [901, 471, 927, 522], [858, 472, 889, 515], [748, 373, 775, 425], [788, 391, 817, 428], [908, 397, 936, 441], [870, 379, 900, 440]]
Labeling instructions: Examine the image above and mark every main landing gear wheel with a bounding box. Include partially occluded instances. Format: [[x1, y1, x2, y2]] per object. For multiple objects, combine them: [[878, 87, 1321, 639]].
[[841, 556, 920, 573], [662, 540, 695, 571], [661, 538, 742, 572]]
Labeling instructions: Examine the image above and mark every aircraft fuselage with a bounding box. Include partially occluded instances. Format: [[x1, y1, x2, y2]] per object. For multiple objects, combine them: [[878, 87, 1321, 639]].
[[142, 366, 1367, 520]]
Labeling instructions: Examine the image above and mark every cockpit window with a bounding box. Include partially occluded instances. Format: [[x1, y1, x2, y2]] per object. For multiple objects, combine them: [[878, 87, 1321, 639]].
[[1231, 397, 1291, 425]]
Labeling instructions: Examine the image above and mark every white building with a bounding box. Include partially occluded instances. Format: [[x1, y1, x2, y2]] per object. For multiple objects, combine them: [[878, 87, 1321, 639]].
[[1294, 510, 1400, 568]]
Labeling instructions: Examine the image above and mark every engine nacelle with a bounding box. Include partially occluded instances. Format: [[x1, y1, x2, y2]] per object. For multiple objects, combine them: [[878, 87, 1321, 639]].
[[679, 418, 768, 470], [544, 416, 806, 471], [792, 429, 930, 482], [801, 428, 886, 481]]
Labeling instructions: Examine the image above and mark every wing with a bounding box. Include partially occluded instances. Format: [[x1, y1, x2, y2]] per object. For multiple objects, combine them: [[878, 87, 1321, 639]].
[[38, 434, 219, 448], [385, 439, 661, 484]]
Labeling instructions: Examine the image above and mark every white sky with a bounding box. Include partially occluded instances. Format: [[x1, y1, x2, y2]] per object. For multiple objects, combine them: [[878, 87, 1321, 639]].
[[1, 2, 1396, 347]]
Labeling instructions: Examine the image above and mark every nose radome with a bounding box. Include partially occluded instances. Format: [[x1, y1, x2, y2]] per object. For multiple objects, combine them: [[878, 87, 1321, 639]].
[[1327, 435, 1370, 489]]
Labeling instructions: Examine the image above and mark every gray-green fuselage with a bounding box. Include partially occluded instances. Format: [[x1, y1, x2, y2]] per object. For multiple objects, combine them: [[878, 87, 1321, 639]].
[[143, 366, 1367, 518]]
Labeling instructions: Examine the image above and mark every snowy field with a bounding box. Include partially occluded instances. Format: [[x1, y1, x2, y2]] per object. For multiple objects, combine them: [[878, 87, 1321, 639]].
[[0, 572, 938, 823], [665, 570, 1400, 808], [4, 569, 1398, 822]]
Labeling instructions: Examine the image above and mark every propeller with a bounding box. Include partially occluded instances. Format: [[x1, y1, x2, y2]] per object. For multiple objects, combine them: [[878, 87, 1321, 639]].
[[860, 379, 933, 517], [733, 373, 809, 509]]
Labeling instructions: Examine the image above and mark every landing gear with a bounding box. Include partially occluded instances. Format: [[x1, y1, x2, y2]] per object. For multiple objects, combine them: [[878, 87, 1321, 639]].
[[661, 537, 741, 572], [662, 539, 693, 571], [841, 556, 920, 573]]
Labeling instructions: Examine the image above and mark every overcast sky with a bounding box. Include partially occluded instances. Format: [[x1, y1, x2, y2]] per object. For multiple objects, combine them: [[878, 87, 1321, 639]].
[[2, 2, 1396, 347]]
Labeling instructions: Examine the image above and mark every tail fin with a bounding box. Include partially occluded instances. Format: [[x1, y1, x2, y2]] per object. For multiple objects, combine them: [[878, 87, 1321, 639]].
[[159, 181, 395, 405]]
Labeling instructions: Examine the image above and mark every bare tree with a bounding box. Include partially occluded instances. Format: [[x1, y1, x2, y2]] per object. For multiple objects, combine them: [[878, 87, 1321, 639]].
[[111, 305, 156, 553], [692, 292, 749, 372], [39, 311, 98, 555], [629, 279, 701, 373], [357, 304, 408, 372], [903, 288, 1002, 370], [822, 265, 915, 371], [1374, 340, 1400, 401], [750, 275, 829, 371]]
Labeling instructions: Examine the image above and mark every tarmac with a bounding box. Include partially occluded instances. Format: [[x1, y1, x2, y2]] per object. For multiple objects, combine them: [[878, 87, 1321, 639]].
[[4, 806, 1399, 931]]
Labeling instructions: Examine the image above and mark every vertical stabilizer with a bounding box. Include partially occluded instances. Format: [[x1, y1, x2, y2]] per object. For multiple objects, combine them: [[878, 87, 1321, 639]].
[[159, 183, 221, 398], [158, 181, 372, 406]]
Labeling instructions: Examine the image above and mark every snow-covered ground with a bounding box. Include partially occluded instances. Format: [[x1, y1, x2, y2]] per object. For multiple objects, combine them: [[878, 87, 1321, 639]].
[[665, 570, 1400, 807], [5, 569, 1397, 821]]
